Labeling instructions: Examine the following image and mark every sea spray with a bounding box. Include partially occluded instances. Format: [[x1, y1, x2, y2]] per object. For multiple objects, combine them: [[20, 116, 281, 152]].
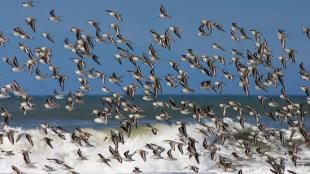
[[0, 119, 309, 173]]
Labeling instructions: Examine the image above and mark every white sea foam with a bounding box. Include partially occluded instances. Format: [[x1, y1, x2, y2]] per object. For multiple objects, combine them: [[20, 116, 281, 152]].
[[0, 118, 309, 173]]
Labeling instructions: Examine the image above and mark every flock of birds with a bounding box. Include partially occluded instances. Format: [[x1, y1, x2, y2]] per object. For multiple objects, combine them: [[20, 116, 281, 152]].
[[0, 1, 309, 174]]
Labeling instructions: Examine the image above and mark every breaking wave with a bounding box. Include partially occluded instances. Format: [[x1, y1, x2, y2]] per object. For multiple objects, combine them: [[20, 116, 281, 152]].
[[0, 118, 310, 174]]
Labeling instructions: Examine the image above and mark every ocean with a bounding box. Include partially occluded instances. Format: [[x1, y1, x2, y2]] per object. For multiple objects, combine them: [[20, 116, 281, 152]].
[[0, 95, 309, 174], [3, 95, 309, 130]]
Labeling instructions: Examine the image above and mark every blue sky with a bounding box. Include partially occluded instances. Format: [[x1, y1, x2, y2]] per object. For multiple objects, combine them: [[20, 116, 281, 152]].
[[0, 0, 309, 95]]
